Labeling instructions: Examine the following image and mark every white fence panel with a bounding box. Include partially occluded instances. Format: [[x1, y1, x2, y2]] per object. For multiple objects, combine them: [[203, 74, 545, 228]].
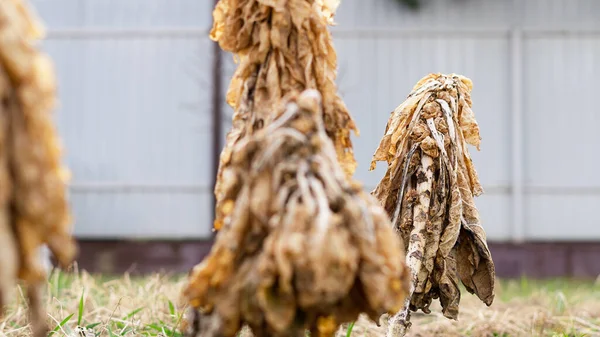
[[34, 1, 215, 238]]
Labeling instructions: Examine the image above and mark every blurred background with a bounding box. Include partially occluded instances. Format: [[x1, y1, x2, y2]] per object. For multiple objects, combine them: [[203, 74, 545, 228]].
[[31, 0, 600, 277]]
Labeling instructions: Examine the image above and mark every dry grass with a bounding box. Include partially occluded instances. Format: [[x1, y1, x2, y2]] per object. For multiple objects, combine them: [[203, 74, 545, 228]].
[[1, 267, 187, 337], [338, 278, 600, 337], [1, 267, 599, 337]]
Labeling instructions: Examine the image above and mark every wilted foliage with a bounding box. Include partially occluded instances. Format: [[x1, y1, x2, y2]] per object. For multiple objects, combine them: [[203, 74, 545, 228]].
[[182, 90, 409, 337], [370, 73, 495, 336], [210, 0, 358, 230], [0, 1, 76, 335]]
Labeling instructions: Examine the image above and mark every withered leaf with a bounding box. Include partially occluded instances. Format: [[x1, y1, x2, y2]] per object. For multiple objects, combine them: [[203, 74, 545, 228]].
[[370, 73, 495, 333], [183, 90, 410, 337], [211, 0, 358, 235]]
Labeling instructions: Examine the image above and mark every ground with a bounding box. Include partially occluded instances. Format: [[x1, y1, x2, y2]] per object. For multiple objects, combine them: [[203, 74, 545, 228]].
[[2, 268, 599, 337]]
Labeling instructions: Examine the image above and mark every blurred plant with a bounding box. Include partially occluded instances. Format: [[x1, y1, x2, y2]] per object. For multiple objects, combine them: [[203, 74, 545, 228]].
[[394, 0, 422, 10], [0, 1, 77, 336], [394, 0, 475, 10]]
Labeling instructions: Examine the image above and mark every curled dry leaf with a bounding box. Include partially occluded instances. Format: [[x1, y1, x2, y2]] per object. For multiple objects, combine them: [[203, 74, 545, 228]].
[[370, 73, 494, 336], [182, 90, 409, 337], [0, 0, 77, 334], [210, 0, 358, 230]]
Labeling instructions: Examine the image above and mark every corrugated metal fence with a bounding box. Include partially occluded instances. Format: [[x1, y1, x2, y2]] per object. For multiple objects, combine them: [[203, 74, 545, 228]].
[[32, 0, 600, 241]]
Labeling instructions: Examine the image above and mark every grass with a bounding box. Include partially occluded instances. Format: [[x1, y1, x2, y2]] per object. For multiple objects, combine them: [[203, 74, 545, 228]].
[[2, 267, 600, 337], [2, 267, 187, 337], [338, 277, 600, 337]]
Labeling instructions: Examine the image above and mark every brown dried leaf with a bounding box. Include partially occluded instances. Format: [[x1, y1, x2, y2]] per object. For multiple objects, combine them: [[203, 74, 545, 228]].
[[420, 137, 439, 158], [436, 248, 461, 319], [459, 102, 481, 150], [370, 73, 495, 331], [456, 223, 495, 306], [211, 0, 358, 228], [183, 90, 409, 337]]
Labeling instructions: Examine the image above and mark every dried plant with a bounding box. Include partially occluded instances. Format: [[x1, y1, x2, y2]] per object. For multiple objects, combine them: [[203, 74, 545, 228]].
[[182, 90, 409, 337], [0, 1, 77, 335], [370, 74, 495, 336], [210, 0, 358, 230]]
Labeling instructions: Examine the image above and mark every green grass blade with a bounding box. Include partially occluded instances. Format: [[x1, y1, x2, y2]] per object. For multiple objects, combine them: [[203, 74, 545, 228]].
[[50, 313, 74, 335], [168, 300, 176, 316], [85, 322, 101, 330], [78, 289, 85, 325], [123, 307, 145, 320], [555, 292, 567, 314], [170, 305, 185, 337], [147, 323, 162, 331], [119, 327, 133, 336], [346, 321, 355, 337]]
